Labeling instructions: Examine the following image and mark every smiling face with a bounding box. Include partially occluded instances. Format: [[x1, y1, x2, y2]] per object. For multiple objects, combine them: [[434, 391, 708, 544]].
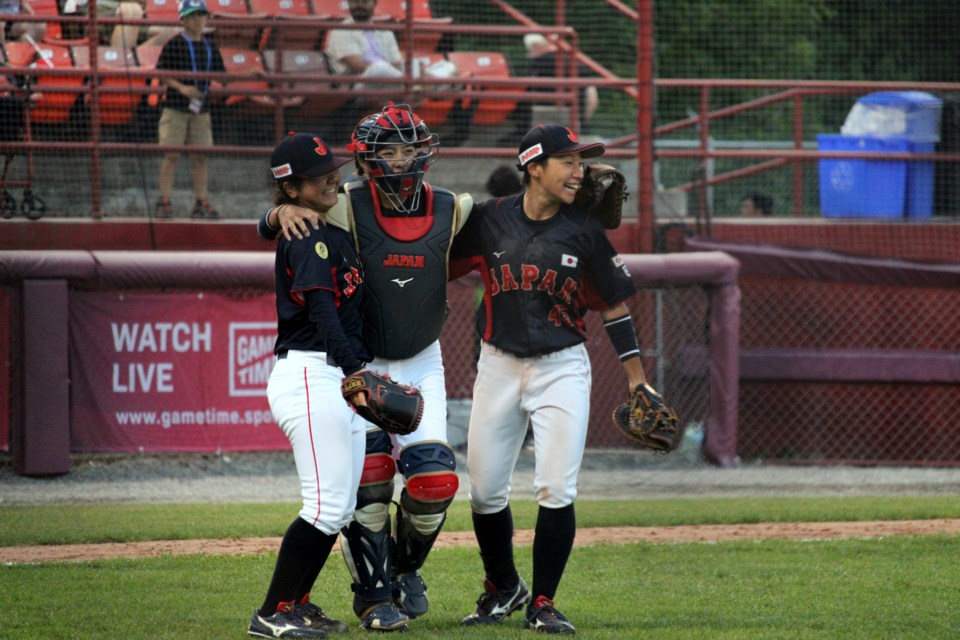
[[373, 143, 417, 175], [283, 172, 341, 213], [531, 152, 586, 205]]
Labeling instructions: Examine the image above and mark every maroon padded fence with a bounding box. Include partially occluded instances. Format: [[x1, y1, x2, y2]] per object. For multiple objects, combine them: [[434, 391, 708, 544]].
[[0, 249, 740, 474]]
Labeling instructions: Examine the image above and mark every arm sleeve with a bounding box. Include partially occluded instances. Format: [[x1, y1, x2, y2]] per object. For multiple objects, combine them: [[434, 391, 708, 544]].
[[305, 288, 364, 375], [448, 202, 485, 281]]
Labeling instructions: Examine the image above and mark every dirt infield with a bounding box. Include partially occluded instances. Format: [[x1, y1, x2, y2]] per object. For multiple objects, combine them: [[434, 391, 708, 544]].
[[4, 519, 960, 565], [5, 451, 960, 565]]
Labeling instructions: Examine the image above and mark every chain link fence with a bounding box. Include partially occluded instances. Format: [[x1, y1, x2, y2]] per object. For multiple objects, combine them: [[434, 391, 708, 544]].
[[3, 1, 959, 466], [4, 1, 958, 219]]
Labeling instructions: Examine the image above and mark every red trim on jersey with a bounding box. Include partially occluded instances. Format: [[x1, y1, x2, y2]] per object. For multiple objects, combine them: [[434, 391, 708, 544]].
[[371, 182, 434, 242], [478, 257, 494, 342], [303, 367, 323, 526]]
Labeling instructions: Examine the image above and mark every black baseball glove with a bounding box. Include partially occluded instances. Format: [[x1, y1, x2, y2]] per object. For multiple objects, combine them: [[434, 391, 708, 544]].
[[574, 163, 628, 229], [612, 384, 681, 453], [341, 370, 424, 435]]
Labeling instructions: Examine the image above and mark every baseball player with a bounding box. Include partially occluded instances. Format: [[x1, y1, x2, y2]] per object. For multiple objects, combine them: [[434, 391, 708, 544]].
[[258, 104, 472, 632], [449, 124, 648, 634], [248, 132, 370, 640]]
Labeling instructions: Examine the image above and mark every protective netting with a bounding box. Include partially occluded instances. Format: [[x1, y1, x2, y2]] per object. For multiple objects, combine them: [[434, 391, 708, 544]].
[[2, 0, 958, 223], [737, 275, 960, 464]]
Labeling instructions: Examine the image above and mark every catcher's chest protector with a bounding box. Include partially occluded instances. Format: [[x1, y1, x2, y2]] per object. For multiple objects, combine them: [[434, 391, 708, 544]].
[[348, 183, 457, 360]]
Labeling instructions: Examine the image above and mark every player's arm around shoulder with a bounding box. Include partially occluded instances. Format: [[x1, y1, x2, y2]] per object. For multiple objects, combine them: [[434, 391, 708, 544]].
[[448, 194, 490, 281], [257, 196, 349, 241]]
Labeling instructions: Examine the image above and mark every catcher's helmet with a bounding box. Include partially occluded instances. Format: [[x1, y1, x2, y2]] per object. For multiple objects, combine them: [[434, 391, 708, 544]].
[[346, 103, 439, 213]]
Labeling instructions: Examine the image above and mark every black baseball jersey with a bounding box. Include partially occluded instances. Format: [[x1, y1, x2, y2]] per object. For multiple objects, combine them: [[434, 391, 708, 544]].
[[345, 181, 458, 360], [274, 222, 371, 372], [450, 193, 636, 358]]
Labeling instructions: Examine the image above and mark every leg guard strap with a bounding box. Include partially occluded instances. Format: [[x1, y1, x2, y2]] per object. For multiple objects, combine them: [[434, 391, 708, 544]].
[[340, 517, 394, 615]]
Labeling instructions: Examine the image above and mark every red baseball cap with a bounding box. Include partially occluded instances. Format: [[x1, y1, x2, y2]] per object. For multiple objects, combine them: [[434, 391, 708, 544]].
[[517, 123, 605, 169], [271, 132, 352, 182]]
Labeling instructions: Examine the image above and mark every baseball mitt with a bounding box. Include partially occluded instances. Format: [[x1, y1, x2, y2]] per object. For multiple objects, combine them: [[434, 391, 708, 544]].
[[341, 370, 424, 435], [612, 384, 681, 453], [574, 163, 628, 229]]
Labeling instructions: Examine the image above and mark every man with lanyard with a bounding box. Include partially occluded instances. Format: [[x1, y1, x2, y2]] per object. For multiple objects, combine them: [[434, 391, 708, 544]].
[[154, 0, 226, 219]]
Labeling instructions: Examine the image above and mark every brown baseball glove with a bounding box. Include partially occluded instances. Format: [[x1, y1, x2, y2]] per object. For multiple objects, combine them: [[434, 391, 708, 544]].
[[574, 163, 628, 229], [341, 369, 424, 435], [612, 383, 682, 453]]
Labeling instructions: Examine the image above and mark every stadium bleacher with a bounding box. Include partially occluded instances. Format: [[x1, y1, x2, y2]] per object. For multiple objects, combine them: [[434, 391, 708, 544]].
[[71, 45, 142, 126], [3, 42, 83, 124], [1, 0, 525, 148]]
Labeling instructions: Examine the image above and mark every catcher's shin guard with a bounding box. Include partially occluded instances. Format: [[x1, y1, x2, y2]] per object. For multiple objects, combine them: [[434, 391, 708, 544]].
[[393, 442, 459, 574], [341, 515, 395, 616], [341, 430, 397, 617]]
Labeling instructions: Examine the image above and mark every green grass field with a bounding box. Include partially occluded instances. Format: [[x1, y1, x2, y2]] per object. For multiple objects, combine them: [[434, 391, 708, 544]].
[[3, 497, 960, 639]]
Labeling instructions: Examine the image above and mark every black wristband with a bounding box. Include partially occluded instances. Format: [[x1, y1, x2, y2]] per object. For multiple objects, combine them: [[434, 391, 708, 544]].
[[257, 207, 280, 240], [604, 314, 640, 362]]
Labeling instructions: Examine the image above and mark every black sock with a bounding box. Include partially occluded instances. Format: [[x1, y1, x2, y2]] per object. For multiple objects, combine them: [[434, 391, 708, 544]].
[[259, 517, 338, 615], [531, 504, 575, 602], [295, 533, 338, 604], [472, 505, 520, 590]]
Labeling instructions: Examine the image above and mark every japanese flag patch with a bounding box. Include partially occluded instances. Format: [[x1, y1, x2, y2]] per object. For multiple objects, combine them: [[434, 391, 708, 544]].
[[561, 254, 579, 268]]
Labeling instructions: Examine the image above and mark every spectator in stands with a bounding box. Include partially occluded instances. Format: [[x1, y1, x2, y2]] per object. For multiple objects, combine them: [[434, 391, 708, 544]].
[[500, 33, 599, 145], [740, 192, 773, 217], [324, 0, 403, 93], [154, 0, 225, 219], [60, 0, 180, 49], [0, 0, 45, 44]]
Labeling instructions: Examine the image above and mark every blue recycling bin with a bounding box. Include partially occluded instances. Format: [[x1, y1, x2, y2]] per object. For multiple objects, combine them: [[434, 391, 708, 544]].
[[818, 134, 936, 219], [819, 92, 941, 219]]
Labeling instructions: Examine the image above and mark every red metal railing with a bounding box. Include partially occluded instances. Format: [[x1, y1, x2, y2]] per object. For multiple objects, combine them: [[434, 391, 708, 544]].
[[3, 1, 959, 247]]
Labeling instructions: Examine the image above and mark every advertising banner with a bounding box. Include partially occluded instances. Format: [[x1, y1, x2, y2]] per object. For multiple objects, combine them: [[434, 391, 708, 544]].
[[69, 291, 289, 452]]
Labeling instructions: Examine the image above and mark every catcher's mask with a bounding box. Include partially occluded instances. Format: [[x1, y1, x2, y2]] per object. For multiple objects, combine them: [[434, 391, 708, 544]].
[[346, 103, 439, 213]]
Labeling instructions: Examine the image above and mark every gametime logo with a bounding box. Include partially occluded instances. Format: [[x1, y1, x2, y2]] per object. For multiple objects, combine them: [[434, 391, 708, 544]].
[[229, 322, 277, 397]]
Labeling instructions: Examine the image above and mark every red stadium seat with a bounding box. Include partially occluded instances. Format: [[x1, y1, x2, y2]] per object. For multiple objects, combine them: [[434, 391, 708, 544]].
[[24, 0, 91, 45], [248, 0, 327, 51], [409, 51, 456, 125], [262, 48, 346, 119], [72, 45, 143, 125], [220, 47, 303, 118], [144, 0, 181, 23], [208, 0, 266, 50], [446, 51, 515, 126], [311, 0, 349, 20], [374, 0, 451, 52], [5, 42, 84, 123]]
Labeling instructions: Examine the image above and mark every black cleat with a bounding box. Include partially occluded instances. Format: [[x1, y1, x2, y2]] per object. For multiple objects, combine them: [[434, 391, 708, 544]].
[[460, 577, 531, 626]]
